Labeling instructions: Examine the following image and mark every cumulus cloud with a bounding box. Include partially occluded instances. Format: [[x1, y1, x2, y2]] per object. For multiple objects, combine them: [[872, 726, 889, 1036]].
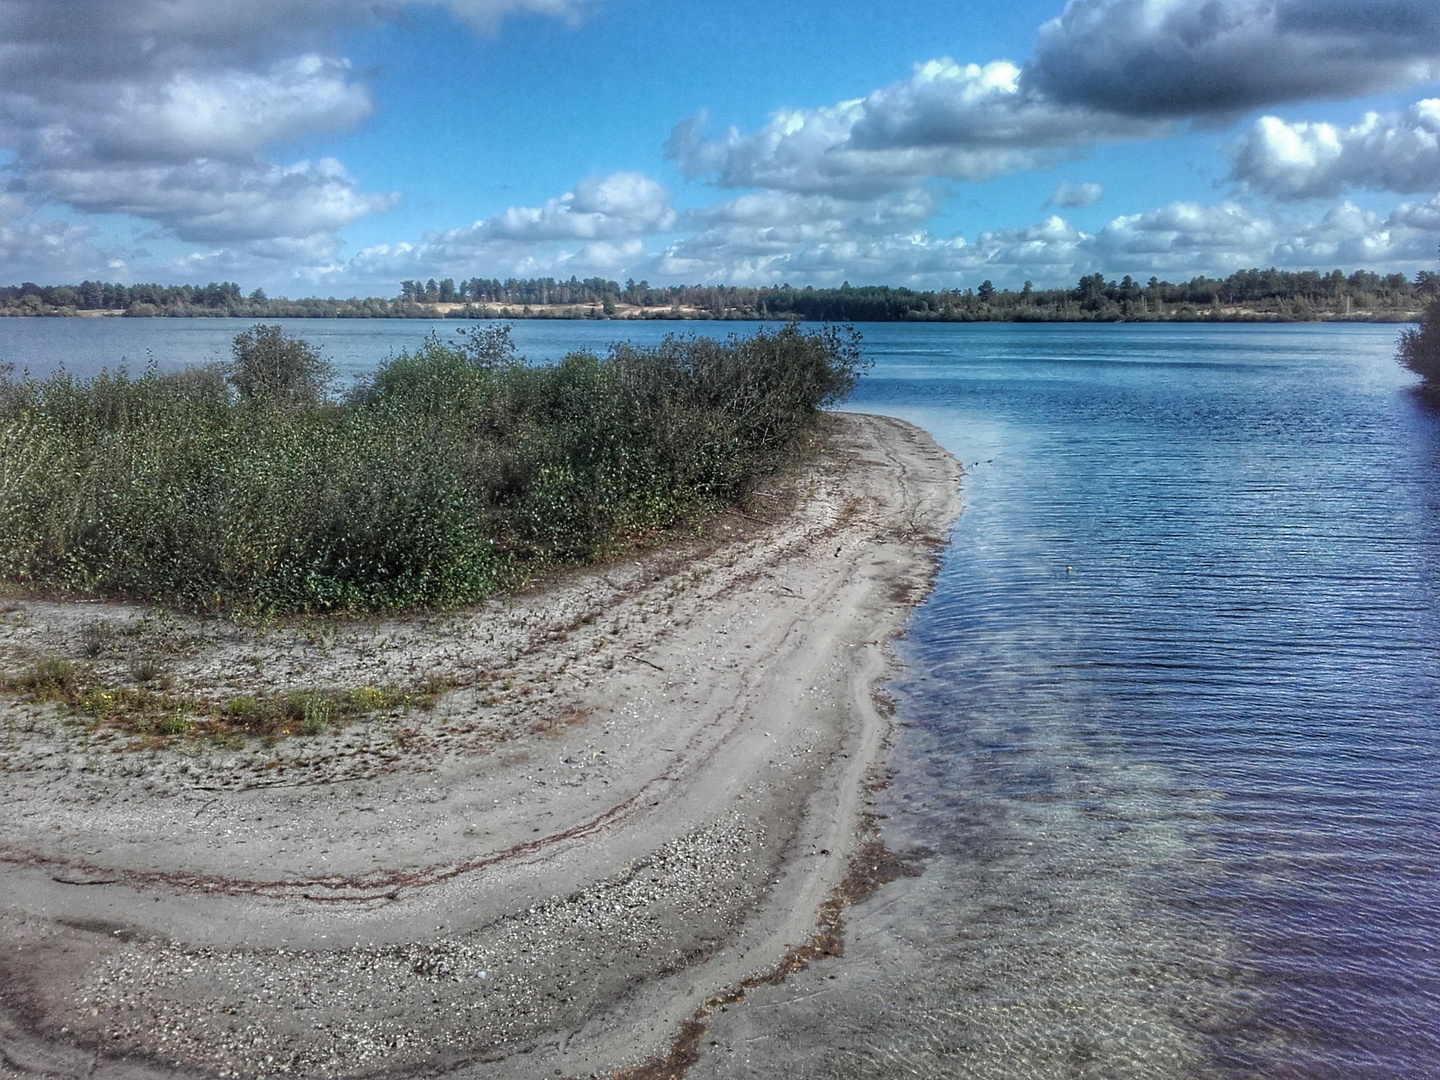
[[345, 174, 674, 285], [666, 59, 1163, 199], [653, 188, 945, 283], [1060, 197, 1440, 276], [0, 1, 589, 74], [32, 158, 393, 252], [1047, 180, 1104, 208], [0, 196, 113, 283], [1088, 201, 1279, 269], [0, 0, 590, 262], [654, 193, 1440, 289], [1028, 0, 1440, 118], [96, 57, 374, 164], [336, 175, 1440, 294], [670, 0, 1440, 211], [480, 174, 675, 242], [1231, 100, 1440, 199]]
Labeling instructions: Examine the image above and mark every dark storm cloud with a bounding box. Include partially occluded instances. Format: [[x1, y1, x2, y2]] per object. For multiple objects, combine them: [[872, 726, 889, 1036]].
[[1027, 0, 1440, 118]]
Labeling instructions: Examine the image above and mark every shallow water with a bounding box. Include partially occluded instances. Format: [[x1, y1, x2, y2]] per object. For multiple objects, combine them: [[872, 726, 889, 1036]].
[[825, 323, 1440, 1079], [4, 318, 1437, 1075]]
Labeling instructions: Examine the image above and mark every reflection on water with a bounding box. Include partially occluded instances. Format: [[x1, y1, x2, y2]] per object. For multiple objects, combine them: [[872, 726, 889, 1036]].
[[694, 323, 1440, 1079]]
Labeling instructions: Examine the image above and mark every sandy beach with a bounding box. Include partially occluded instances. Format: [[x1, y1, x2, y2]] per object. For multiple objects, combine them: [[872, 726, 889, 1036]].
[[0, 412, 960, 1080]]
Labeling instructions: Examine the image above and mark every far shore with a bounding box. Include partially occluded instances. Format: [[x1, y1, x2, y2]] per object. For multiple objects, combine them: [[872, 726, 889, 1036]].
[[0, 303, 1421, 323], [0, 412, 962, 1079]]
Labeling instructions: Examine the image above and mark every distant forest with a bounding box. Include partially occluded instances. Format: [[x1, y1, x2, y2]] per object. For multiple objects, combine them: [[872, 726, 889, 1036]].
[[3, 268, 1436, 322]]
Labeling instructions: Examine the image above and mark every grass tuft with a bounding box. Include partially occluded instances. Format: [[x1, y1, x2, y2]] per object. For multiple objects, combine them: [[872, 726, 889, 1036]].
[[13, 656, 82, 701], [9, 663, 434, 746]]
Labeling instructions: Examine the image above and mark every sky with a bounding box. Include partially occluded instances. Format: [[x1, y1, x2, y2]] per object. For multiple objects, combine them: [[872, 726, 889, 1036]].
[[1, 0, 1438, 295]]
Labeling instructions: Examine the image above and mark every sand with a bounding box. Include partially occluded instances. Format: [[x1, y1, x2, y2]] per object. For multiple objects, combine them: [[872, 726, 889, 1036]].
[[0, 412, 960, 1080]]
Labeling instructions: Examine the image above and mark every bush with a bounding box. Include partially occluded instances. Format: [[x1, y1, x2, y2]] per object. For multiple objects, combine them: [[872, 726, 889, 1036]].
[[0, 323, 866, 613], [228, 324, 334, 404], [1399, 297, 1440, 385]]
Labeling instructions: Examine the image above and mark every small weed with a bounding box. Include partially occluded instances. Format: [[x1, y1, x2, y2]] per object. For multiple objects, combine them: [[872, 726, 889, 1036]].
[[289, 691, 332, 735], [155, 713, 190, 737], [130, 659, 164, 684], [348, 685, 390, 712], [79, 622, 113, 658], [299, 714, 327, 736], [224, 694, 259, 719]]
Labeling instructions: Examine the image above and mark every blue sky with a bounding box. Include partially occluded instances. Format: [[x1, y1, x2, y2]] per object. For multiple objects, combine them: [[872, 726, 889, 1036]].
[[1, 0, 1438, 295]]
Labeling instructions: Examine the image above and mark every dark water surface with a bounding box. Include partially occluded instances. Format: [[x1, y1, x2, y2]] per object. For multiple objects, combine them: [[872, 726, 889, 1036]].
[[4, 318, 1437, 1076]]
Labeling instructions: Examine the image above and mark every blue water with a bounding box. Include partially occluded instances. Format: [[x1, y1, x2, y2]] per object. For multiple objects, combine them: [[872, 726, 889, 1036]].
[[843, 322, 1440, 1079], [3, 318, 1436, 1076], [0, 316, 768, 381]]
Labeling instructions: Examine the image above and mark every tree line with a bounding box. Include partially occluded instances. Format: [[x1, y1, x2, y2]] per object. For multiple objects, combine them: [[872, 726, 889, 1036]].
[[4, 268, 1437, 322]]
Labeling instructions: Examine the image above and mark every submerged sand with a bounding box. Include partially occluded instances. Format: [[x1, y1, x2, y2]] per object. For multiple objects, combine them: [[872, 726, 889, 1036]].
[[0, 413, 960, 1080]]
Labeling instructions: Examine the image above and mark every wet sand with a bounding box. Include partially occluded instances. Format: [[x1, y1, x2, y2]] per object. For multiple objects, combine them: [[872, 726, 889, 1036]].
[[0, 412, 960, 1079]]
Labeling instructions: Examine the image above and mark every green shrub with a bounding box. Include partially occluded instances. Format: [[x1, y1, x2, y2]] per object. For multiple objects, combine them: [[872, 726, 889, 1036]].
[[228, 324, 334, 405], [0, 323, 866, 614], [1399, 297, 1440, 385], [14, 657, 80, 701]]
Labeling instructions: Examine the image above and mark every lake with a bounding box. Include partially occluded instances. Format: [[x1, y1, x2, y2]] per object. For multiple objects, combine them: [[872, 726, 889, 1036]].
[[3, 317, 1436, 1077], [0, 315, 768, 381]]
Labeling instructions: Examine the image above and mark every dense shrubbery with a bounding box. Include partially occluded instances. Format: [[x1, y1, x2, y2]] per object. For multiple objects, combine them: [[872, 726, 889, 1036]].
[[1399, 297, 1440, 386], [0, 323, 865, 613]]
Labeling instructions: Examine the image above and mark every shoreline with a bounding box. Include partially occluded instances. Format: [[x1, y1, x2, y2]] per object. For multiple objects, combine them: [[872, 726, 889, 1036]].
[[0, 412, 961, 1079], [0, 307, 1420, 323]]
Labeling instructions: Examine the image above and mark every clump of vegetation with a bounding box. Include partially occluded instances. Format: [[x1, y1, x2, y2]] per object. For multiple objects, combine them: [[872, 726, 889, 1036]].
[[3, 655, 428, 742], [227, 323, 335, 405], [1399, 296, 1440, 386], [11, 657, 81, 701], [0, 322, 865, 614]]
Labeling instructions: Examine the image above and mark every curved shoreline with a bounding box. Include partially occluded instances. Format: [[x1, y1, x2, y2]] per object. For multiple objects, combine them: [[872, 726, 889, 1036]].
[[0, 412, 961, 1079]]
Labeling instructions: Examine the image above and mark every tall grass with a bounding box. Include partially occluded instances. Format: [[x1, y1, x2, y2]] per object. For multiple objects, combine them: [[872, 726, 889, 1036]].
[[0, 323, 865, 613]]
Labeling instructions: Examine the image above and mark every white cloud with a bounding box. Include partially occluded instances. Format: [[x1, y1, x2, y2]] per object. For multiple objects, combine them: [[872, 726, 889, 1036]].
[[100, 57, 374, 163], [0, 0, 591, 267], [666, 58, 1162, 199], [0, 2, 591, 71], [0, 206, 110, 284], [1067, 197, 1440, 277], [1270, 197, 1440, 267], [652, 189, 946, 284], [481, 174, 675, 242], [26, 158, 394, 251], [1028, 0, 1440, 117], [1231, 100, 1440, 199], [335, 180, 1440, 295], [344, 174, 674, 287], [1088, 201, 1279, 270], [668, 0, 1440, 209], [664, 195, 1440, 289], [1047, 180, 1104, 208]]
